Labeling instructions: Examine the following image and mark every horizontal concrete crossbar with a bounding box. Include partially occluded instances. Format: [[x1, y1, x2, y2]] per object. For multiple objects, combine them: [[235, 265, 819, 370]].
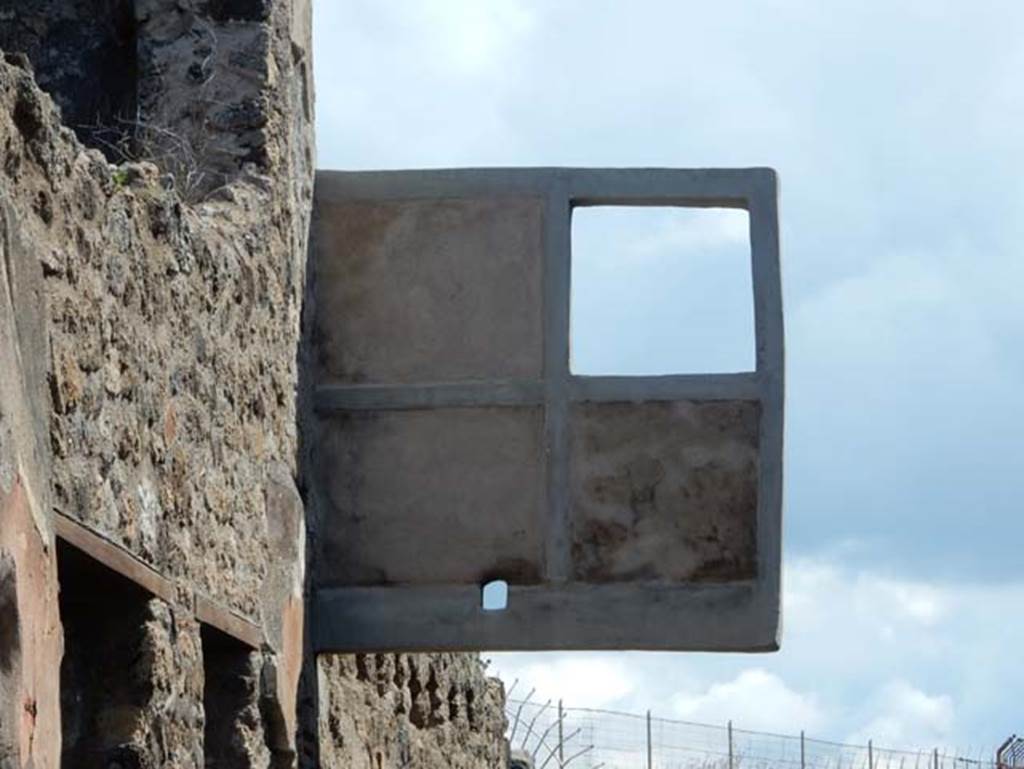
[[314, 373, 765, 412], [313, 582, 779, 653]]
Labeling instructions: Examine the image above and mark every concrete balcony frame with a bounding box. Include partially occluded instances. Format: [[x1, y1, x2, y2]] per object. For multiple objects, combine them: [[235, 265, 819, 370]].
[[310, 167, 783, 652]]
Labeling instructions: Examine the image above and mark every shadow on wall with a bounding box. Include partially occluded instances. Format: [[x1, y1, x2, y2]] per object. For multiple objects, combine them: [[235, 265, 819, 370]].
[[0, 0, 137, 155], [0, 0, 282, 200], [57, 540, 155, 767], [0, 552, 20, 763]]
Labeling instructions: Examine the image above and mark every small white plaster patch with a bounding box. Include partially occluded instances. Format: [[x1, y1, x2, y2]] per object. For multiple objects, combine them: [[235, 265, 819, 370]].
[[136, 478, 161, 554]]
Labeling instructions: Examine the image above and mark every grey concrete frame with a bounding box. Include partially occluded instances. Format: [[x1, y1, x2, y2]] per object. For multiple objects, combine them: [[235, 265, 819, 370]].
[[312, 167, 784, 652]]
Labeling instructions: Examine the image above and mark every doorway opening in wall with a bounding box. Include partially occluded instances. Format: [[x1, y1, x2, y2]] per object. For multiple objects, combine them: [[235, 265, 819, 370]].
[[201, 624, 262, 767], [57, 538, 151, 768], [570, 206, 755, 375]]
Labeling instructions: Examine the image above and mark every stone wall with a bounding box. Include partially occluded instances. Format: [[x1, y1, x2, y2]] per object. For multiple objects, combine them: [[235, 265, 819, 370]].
[[319, 655, 507, 769], [0, 53, 65, 765], [0, 0, 312, 624], [0, 1, 139, 155], [0, 1, 507, 766], [0, 0, 315, 201], [0, 39, 307, 765]]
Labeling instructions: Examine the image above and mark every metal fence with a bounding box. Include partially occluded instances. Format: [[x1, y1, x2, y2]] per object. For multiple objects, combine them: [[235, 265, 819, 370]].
[[997, 737, 1023, 769], [506, 697, 1001, 769]]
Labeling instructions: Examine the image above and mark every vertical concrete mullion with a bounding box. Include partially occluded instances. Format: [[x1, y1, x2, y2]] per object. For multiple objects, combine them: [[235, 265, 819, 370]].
[[748, 170, 785, 614], [748, 170, 783, 380], [543, 181, 572, 584]]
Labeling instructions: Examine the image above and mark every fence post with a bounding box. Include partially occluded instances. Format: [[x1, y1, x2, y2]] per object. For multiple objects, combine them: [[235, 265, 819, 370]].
[[870, 741, 874, 769], [558, 700, 564, 768], [801, 731, 806, 769], [728, 720, 734, 769], [647, 710, 653, 769]]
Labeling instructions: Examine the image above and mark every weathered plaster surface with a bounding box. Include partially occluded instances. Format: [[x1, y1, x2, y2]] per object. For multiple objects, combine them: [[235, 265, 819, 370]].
[[317, 407, 546, 587], [0, 115, 62, 768], [313, 197, 544, 384], [0, 481, 61, 768], [569, 400, 759, 582]]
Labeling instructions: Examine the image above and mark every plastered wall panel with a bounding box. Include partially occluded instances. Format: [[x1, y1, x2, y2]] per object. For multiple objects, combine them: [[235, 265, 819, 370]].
[[569, 400, 759, 583], [313, 197, 544, 384], [317, 407, 546, 586]]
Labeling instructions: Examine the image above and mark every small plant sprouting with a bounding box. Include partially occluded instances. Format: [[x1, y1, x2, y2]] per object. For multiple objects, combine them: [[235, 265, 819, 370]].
[[111, 167, 130, 188]]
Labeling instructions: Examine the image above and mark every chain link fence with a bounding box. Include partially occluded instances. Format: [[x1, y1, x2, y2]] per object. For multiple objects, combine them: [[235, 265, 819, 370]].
[[506, 697, 1001, 769]]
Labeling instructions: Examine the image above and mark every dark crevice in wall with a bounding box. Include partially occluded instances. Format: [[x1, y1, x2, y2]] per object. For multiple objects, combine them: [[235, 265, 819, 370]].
[[447, 684, 459, 721], [464, 687, 477, 729], [0, 553, 17, 674], [203, 0, 270, 22], [0, 552, 21, 763], [407, 662, 426, 729], [201, 625, 260, 769], [425, 668, 444, 727], [259, 674, 297, 769], [57, 539, 151, 769]]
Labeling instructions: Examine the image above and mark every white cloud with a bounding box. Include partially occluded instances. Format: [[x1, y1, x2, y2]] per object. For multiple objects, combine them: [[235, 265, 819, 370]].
[[672, 669, 826, 734], [571, 207, 750, 271], [634, 209, 750, 258], [787, 558, 949, 639], [847, 681, 954, 748], [859, 576, 947, 627], [493, 655, 636, 710], [313, 0, 533, 169], [414, 0, 535, 75]]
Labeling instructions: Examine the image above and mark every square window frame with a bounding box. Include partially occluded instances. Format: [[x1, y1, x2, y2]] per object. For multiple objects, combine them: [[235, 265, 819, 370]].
[[568, 203, 757, 376]]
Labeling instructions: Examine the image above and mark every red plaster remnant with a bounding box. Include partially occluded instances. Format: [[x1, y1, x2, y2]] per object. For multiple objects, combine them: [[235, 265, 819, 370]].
[[0, 474, 62, 769], [273, 593, 304, 749]]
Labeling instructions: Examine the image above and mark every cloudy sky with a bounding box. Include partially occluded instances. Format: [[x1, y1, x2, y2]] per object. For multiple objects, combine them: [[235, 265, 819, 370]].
[[312, 0, 1024, 757]]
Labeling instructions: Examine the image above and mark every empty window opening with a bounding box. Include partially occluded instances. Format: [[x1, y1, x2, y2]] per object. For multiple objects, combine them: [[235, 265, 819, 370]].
[[481, 580, 509, 612], [57, 538, 151, 768], [570, 206, 755, 375], [202, 624, 265, 768]]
